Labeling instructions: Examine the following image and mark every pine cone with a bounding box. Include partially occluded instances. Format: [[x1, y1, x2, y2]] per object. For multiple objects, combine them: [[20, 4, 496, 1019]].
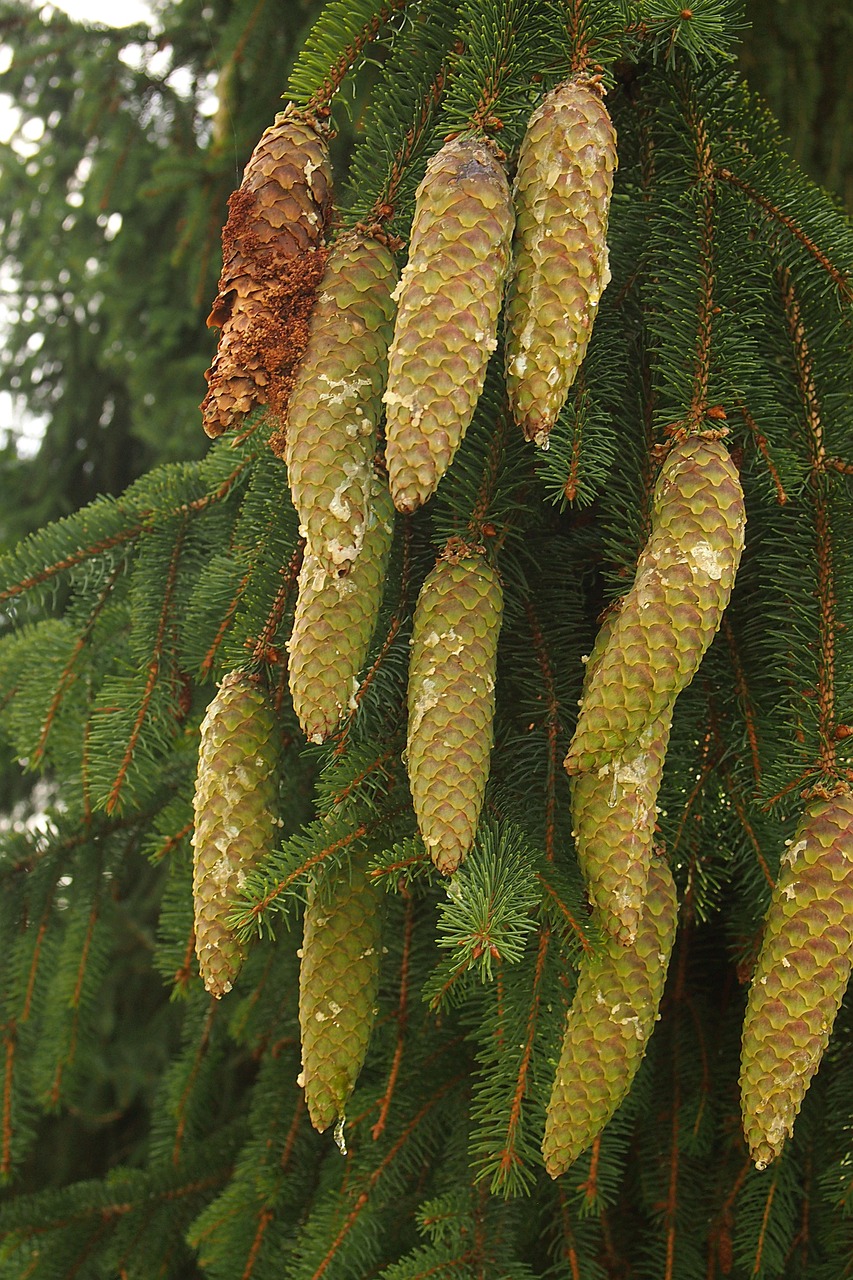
[[505, 77, 617, 448], [298, 852, 383, 1133], [542, 858, 677, 1177], [565, 437, 745, 775], [202, 107, 333, 438], [383, 137, 513, 513], [406, 554, 503, 874], [192, 672, 280, 998], [572, 712, 673, 947], [288, 482, 394, 742], [740, 792, 853, 1170], [281, 231, 398, 578]]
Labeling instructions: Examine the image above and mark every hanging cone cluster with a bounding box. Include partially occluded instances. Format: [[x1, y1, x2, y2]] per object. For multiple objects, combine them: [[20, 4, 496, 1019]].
[[505, 76, 617, 448], [280, 230, 398, 580], [383, 137, 513, 513], [298, 852, 383, 1133], [542, 858, 678, 1177], [740, 791, 853, 1170], [406, 553, 502, 875], [202, 107, 333, 438], [288, 483, 395, 743], [566, 436, 746, 776], [192, 672, 280, 998]]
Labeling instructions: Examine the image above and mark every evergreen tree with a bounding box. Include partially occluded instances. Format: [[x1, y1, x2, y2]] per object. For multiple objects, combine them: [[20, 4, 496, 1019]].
[[0, 1, 852, 1277]]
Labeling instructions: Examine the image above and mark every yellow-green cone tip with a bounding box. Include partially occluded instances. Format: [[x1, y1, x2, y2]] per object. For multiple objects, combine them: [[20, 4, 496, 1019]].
[[298, 853, 383, 1132], [192, 672, 280, 998], [505, 77, 617, 448], [740, 791, 853, 1170], [542, 858, 677, 1177], [406, 554, 503, 874]]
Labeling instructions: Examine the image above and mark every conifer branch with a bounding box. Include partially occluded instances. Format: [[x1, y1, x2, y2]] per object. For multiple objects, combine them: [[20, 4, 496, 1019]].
[[556, 1186, 582, 1280], [488, 923, 550, 1193], [172, 999, 218, 1167], [48, 886, 102, 1106], [752, 1163, 781, 1275], [104, 520, 187, 815], [779, 267, 841, 778], [534, 872, 593, 954], [1, 883, 56, 1178], [249, 542, 303, 666], [200, 569, 251, 679], [294, 0, 408, 117], [32, 565, 122, 767], [721, 615, 763, 787], [372, 890, 414, 1140], [309, 1075, 464, 1280], [719, 764, 775, 888], [369, 66, 448, 226], [682, 86, 716, 432], [714, 166, 853, 304], [738, 401, 788, 506], [524, 600, 560, 862]]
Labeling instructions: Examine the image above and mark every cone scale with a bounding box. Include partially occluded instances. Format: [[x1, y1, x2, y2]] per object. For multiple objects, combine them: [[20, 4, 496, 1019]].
[[406, 554, 502, 874], [283, 231, 398, 579], [192, 672, 280, 998], [740, 792, 853, 1170], [566, 437, 745, 775], [383, 137, 513, 512], [505, 77, 617, 448], [542, 858, 678, 1177]]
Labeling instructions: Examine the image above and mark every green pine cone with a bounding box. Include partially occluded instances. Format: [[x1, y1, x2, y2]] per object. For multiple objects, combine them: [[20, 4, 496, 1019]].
[[406, 554, 503, 874], [383, 137, 513, 513], [192, 672, 280, 998], [288, 481, 394, 742], [565, 437, 745, 775], [740, 792, 853, 1170], [542, 858, 678, 1177], [298, 852, 383, 1133], [284, 231, 398, 579], [504, 77, 617, 448]]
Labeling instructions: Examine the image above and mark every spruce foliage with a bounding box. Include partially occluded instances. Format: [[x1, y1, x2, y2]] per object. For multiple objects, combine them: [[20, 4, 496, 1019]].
[[0, 1, 852, 1277]]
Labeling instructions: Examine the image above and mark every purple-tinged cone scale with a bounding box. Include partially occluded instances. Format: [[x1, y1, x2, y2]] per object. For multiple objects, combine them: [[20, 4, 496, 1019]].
[[740, 792, 853, 1170]]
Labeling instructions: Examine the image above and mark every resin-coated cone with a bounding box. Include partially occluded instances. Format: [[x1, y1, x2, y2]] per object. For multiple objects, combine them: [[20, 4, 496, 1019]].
[[542, 859, 677, 1176], [298, 853, 383, 1132], [566, 437, 745, 775], [283, 231, 397, 578], [384, 137, 513, 512], [192, 672, 279, 997], [740, 792, 853, 1170], [505, 77, 617, 447], [406, 554, 502, 874]]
